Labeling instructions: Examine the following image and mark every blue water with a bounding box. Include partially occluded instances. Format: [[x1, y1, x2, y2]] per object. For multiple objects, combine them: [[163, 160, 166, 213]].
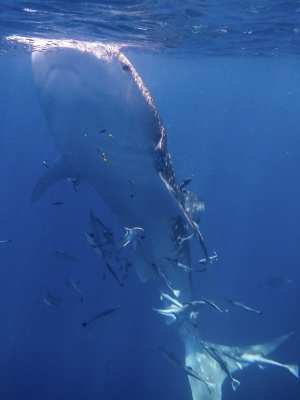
[[1, 1, 300, 400]]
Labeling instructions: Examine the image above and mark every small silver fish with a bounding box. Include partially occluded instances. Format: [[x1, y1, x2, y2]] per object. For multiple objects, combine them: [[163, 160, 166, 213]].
[[199, 251, 218, 265], [165, 256, 195, 272], [106, 262, 124, 287], [0, 239, 11, 244], [82, 306, 120, 327], [44, 292, 61, 306], [66, 278, 84, 303], [224, 296, 262, 315], [115, 227, 145, 253], [55, 250, 78, 263], [177, 234, 194, 245], [159, 348, 213, 394], [179, 178, 191, 193], [201, 297, 228, 313], [152, 264, 180, 298], [200, 341, 240, 391]]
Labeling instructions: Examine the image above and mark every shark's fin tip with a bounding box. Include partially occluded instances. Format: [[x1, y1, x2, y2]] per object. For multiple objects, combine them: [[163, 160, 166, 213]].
[[32, 155, 78, 201]]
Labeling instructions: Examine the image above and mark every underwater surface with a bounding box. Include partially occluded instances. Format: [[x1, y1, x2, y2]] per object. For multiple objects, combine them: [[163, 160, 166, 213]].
[[0, 1, 300, 400]]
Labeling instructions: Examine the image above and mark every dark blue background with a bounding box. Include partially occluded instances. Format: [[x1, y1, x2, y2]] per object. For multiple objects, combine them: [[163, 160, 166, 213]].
[[0, 50, 299, 399]]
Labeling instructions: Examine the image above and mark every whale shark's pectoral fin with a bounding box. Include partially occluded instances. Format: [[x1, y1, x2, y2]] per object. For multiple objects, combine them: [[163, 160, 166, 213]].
[[32, 155, 79, 202]]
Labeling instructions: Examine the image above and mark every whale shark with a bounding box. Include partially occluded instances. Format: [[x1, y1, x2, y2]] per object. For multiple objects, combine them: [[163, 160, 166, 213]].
[[9, 36, 298, 399]]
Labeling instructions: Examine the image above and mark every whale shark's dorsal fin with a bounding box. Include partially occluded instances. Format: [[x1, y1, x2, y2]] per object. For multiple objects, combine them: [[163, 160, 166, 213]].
[[31, 155, 79, 202]]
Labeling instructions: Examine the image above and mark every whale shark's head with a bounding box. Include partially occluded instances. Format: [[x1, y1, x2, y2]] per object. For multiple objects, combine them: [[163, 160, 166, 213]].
[[32, 43, 167, 165]]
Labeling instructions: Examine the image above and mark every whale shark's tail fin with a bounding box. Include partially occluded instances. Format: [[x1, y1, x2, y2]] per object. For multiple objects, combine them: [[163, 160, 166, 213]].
[[184, 333, 293, 400]]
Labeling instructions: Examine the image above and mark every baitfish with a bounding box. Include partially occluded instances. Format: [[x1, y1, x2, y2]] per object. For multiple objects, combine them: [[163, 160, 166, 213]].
[[82, 306, 120, 327]]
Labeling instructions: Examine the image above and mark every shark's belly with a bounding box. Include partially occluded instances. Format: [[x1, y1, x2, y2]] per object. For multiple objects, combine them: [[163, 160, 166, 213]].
[[33, 45, 192, 294], [68, 139, 192, 295]]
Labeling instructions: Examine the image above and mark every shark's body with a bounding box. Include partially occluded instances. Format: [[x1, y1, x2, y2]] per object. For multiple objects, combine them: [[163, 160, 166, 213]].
[[31, 40, 203, 293], [13, 36, 297, 399]]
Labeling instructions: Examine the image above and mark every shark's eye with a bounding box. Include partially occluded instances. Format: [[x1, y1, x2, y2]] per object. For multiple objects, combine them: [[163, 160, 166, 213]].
[[122, 64, 129, 72]]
